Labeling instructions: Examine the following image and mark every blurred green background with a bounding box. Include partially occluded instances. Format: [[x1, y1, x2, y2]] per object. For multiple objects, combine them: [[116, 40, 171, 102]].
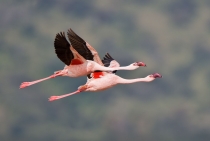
[[1, 0, 210, 141]]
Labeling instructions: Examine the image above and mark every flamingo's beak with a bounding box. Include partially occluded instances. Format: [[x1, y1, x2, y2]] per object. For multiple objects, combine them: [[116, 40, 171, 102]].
[[152, 73, 162, 78], [136, 62, 146, 67]]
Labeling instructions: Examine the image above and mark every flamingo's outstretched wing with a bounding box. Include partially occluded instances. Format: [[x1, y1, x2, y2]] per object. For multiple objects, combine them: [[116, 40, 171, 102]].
[[102, 53, 120, 68], [67, 29, 93, 61], [54, 32, 73, 65], [67, 29, 104, 66], [102, 53, 119, 74]]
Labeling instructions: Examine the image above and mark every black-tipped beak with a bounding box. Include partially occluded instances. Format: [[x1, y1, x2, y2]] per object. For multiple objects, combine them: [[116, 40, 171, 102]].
[[136, 62, 146, 67], [152, 73, 162, 78]]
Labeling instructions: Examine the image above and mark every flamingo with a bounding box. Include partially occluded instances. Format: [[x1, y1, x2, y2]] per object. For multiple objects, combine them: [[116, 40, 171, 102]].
[[20, 29, 146, 89], [49, 53, 162, 101], [49, 73, 162, 101]]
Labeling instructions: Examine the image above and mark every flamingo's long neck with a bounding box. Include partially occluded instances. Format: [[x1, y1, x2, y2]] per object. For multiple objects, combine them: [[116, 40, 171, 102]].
[[91, 62, 137, 72], [115, 66, 134, 71], [118, 77, 154, 84]]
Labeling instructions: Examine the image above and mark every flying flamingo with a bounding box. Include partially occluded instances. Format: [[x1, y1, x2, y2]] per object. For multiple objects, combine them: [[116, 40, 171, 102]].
[[49, 72, 162, 101], [20, 29, 146, 89], [49, 53, 162, 101]]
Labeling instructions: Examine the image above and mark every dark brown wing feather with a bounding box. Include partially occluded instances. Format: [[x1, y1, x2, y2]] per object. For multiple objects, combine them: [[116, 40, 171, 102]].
[[54, 32, 73, 65], [102, 53, 115, 67], [67, 29, 93, 61], [102, 53, 117, 74]]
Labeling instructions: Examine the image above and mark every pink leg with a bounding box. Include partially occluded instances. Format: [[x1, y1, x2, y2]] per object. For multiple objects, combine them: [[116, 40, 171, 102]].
[[20, 70, 67, 89], [48, 90, 81, 101]]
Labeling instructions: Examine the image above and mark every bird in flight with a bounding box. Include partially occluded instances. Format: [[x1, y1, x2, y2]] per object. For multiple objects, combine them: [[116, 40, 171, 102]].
[[49, 53, 162, 101], [20, 29, 146, 89]]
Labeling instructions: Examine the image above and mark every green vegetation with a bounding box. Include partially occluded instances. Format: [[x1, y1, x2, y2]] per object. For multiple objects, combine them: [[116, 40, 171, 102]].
[[1, 0, 210, 141]]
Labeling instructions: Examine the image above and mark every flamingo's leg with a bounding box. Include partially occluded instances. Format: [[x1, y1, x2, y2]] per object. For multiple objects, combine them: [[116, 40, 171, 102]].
[[48, 84, 87, 101], [20, 69, 68, 89], [48, 90, 81, 101]]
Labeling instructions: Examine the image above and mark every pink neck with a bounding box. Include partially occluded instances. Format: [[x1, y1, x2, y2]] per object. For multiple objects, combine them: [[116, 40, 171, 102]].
[[118, 77, 154, 84], [115, 66, 135, 71]]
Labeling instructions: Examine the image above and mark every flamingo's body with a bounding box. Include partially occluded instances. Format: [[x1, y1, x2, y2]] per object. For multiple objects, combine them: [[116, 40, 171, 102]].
[[20, 29, 146, 88], [49, 72, 162, 101]]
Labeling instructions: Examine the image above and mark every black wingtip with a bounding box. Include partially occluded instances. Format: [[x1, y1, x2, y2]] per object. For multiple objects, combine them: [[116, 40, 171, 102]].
[[101, 53, 116, 68], [67, 28, 86, 44], [104, 53, 114, 60], [54, 31, 72, 66], [67, 28, 94, 61]]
